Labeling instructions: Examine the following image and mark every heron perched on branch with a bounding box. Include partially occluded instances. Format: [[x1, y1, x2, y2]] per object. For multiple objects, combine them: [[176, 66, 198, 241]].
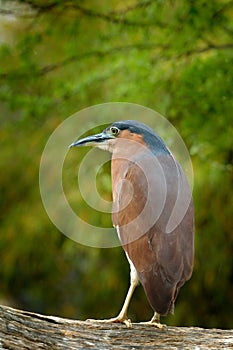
[[69, 120, 194, 328]]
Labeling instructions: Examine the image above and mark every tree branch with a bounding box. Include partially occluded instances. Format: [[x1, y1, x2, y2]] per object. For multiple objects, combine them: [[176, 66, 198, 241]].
[[212, 0, 233, 19], [1, 42, 232, 80], [0, 43, 162, 79], [0, 0, 56, 18], [183, 43, 233, 57], [108, 0, 154, 16], [1, 0, 163, 27], [0, 305, 233, 349], [68, 1, 158, 27]]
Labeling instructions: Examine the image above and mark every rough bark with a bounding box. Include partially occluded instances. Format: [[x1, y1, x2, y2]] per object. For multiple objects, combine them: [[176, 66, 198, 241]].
[[0, 305, 232, 349]]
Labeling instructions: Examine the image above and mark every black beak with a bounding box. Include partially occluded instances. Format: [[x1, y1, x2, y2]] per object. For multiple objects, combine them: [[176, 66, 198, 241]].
[[69, 132, 113, 148]]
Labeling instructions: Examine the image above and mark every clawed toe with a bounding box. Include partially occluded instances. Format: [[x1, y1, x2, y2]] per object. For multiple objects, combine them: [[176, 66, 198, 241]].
[[139, 320, 167, 330], [85, 315, 132, 328]]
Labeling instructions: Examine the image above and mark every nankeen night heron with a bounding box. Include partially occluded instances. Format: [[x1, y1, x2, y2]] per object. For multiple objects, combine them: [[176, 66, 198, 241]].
[[69, 120, 194, 328]]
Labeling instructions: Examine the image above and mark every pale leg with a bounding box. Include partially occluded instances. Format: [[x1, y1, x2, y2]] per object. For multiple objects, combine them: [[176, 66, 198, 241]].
[[108, 270, 138, 327], [86, 260, 139, 328]]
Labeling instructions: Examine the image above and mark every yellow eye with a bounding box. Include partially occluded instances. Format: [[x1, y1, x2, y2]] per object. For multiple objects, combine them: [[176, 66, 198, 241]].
[[110, 127, 120, 136]]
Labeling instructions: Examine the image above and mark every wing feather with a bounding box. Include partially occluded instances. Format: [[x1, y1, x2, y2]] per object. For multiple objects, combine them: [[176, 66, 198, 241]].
[[112, 151, 194, 315]]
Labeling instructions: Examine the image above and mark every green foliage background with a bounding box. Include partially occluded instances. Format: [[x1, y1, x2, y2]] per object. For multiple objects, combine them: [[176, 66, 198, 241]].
[[0, 0, 232, 328]]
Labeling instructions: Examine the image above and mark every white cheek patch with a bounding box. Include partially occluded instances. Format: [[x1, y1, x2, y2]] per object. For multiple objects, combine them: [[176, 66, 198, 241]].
[[97, 143, 111, 152], [96, 139, 116, 153]]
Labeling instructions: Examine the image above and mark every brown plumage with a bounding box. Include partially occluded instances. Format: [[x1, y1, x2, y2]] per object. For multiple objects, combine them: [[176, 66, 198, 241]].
[[69, 120, 194, 327], [111, 136, 194, 316]]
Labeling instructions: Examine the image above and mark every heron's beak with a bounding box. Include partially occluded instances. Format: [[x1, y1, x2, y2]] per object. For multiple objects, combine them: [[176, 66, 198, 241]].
[[69, 132, 114, 148]]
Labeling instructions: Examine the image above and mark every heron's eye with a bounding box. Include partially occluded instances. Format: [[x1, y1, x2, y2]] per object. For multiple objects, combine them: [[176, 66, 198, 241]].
[[110, 127, 120, 136]]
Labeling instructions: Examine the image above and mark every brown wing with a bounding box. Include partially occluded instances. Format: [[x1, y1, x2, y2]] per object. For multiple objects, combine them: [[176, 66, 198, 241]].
[[112, 152, 194, 315]]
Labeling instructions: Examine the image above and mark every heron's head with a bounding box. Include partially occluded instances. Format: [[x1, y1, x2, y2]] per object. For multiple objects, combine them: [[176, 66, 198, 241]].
[[69, 120, 169, 155]]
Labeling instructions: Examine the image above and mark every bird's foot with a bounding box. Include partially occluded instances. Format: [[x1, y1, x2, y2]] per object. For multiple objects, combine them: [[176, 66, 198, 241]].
[[139, 320, 167, 330], [86, 314, 132, 328], [139, 312, 167, 330]]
